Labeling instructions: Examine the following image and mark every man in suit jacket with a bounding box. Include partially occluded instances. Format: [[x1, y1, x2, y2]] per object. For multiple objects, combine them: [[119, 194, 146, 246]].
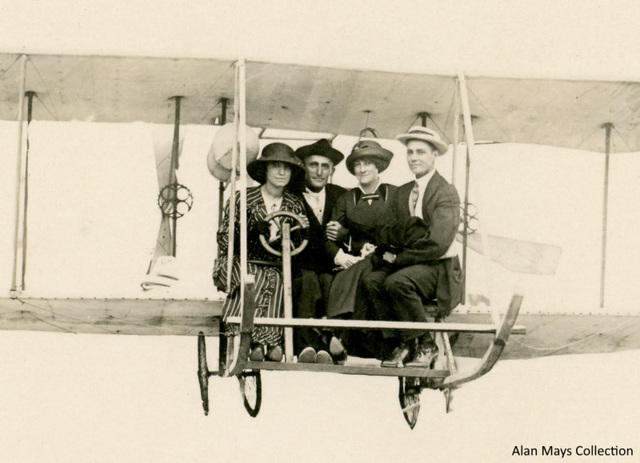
[[361, 127, 463, 368], [292, 139, 347, 363]]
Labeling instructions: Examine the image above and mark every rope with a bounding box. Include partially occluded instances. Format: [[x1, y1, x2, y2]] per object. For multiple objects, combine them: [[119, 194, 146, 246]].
[[0, 55, 21, 81], [465, 85, 509, 143], [612, 125, 633, 152], [27, 57, 61, 121]]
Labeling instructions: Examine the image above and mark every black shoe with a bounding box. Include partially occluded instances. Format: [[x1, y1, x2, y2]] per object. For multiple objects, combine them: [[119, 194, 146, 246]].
[[329, 336, 348, 365], [380, 343, 411, 368], [405, 342, 437, 368]]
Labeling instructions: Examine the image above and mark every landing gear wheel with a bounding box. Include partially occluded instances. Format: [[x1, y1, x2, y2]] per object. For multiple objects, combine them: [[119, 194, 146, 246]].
[[398, 377, 421, 429], [259, 210, 308, 256], [238, 371, 262, 417], [197, 332, 211, 416]]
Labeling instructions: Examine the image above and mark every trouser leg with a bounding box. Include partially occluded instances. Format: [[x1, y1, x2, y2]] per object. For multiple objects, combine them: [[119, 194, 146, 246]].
[[383, 264, 438, 343], [292, 269, 326, 354]]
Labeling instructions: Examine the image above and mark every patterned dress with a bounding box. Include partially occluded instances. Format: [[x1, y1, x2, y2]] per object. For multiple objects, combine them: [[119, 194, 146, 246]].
[[212, 185, 307, 346]]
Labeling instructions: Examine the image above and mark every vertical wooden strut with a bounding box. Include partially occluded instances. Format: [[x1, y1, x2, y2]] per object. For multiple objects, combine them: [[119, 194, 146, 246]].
[[217, 97, 229, 248], [458, 72, 498, 325], [226, 64, 240, 293], [600, 123, 612, 308], [238, 58, 248, 318], [10, 55, 27, 296], [21, 91, 36, 290], [168, 96, 183, 257], [282, 223, 294, 362]]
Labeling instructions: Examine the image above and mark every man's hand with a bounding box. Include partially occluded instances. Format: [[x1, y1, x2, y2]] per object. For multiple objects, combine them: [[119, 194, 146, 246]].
[[325, 220, 345, 241], [299, 215, 310, 229], [382, 252, 397, 264]]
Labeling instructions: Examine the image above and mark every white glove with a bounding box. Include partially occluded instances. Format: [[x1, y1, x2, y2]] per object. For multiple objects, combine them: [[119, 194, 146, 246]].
[[334, 249, 362, 270]]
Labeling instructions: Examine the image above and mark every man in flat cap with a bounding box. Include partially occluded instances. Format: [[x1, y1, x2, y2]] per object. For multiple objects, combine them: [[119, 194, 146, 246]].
[[292, 139, 347, 363], [361, 127, 463, 368]]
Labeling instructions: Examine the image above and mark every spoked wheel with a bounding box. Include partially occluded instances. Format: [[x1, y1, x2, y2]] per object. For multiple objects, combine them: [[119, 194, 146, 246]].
[[398, 377, 421, 429], [237, 371, 262, 417]]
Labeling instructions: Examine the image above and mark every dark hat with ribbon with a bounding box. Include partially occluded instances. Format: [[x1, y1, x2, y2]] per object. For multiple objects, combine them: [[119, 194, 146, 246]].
[[247, 142, 305, 185], [345, 140, 394, 175], [294, 139, 344, 166]]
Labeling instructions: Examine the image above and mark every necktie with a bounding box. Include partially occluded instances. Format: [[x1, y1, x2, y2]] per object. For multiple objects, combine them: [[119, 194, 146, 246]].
[[410, 181, 419, 216]]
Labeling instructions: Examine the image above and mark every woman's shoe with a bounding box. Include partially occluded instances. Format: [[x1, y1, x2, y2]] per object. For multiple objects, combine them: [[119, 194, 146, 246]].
[[266, 345, 283, 362], [249, 344, 265, 362]]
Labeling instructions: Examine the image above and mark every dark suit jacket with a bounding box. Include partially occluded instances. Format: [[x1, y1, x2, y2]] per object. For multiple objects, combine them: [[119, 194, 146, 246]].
[[377, 171, 463, 313], [297, 183, 347, 273]]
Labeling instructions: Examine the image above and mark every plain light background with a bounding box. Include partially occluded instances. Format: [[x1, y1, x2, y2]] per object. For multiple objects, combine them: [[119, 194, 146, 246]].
[[0, 1, 639, 462]]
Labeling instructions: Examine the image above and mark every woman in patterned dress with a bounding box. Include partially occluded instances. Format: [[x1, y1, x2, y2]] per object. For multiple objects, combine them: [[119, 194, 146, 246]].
[[213, 143, 308, 362]]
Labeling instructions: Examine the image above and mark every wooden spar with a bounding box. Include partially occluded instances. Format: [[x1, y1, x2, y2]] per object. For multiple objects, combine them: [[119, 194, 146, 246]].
[[458, 72, 498, 326], [10, 55, 27, 295], [168, 96, 183, 257], [216, 97, 229, 249], [600, 123, 612, 308], [21, 91, 36, 290], [238, 58, 248, 320], [225, 64, 240, 293], [451, 84, 461, 186], [461, 142, 470, 304]]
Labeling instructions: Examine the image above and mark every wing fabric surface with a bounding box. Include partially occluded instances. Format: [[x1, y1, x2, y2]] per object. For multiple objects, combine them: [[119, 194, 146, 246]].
[[1, 54, 640, 152]]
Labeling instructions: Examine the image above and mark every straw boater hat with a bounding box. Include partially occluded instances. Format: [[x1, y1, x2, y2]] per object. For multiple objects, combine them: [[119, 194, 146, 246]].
[[345, 140, 394, 175], [294, 139, 344, 166], [395, 126, 449, 155], [247, 142, 305, 185]]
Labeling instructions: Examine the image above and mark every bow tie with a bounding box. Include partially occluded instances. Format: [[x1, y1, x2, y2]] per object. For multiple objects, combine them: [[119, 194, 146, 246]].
[[360, 193, 380, 201]]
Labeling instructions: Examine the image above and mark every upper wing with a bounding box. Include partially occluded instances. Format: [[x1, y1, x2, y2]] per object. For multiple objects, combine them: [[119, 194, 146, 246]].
[[1, 53, 639, 152]]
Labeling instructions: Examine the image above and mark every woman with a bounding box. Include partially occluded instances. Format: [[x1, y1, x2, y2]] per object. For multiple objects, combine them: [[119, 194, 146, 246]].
[[213, 142, 308, 362], [325, 139, 396, 359]]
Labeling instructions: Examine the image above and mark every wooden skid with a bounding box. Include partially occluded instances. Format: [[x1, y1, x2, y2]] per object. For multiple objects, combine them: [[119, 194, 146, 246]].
[[226, 315, 525, 335], [243, 361, 449, 378]]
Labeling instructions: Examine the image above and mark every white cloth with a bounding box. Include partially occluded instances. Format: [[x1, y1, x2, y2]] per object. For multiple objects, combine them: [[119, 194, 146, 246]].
[[302, 187, 326, 222], [357, 181, 381, 205]]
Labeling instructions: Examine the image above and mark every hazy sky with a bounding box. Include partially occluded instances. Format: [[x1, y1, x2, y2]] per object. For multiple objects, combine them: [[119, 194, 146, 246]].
[[2, 0, 640, 80]]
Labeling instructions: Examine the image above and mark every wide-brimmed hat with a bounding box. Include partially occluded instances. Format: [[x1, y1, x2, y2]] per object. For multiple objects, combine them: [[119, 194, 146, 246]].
[[294, 139, 344, 166], [247, 142, 305, 185], [396, 126, 449, 155], [345, 140, 394, 175], [206, 123, 260, 182]]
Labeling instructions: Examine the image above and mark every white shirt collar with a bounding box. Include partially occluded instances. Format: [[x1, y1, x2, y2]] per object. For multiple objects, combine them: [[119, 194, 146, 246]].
[[358, 180, 381, 194], [415, 169, 436, 191]]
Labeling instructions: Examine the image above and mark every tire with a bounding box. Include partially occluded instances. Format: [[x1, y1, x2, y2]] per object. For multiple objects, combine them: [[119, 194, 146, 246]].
[[398, 376, 421, 429], [238, 371, 262, 417]]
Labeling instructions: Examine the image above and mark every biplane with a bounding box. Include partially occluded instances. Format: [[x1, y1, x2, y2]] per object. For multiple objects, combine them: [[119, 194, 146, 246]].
[[1, 52, 639, 429]]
